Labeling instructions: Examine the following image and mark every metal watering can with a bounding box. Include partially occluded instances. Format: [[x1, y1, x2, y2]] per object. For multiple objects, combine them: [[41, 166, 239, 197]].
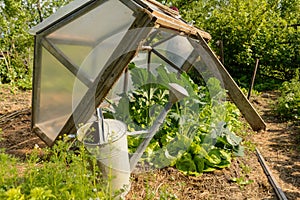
[[77, 83, 189, 196]]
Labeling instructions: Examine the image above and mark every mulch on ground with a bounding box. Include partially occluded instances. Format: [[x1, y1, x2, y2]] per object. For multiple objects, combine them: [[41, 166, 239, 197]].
[[1, 85, 298, 199]]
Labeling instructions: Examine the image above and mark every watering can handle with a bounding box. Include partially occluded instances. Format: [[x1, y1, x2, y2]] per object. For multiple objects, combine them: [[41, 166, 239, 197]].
[[129, 102, 173, 171], [126, 130, 149, 136]]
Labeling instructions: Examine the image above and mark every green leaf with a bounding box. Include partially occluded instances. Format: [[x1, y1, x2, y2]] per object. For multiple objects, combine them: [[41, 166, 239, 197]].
[[203, 165, 216, 172], [205, 149, 222, 166], [130, 67, 156, 88], [219, 149, 231, 161], [193, 155, 204, 173], [176, 153, 196, 172], [189, 142, 207, 157], [216, 159, 231, 169], [226, 131, 243, 146], [233, 145, 245, 157]]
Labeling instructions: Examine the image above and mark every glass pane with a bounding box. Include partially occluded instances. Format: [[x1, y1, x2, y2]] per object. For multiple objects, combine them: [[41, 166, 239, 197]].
[[36, 47, 87, 141], [132, 51, 179, 76], [47, 0, 134, 44], [153, 34, 194, 69], [192, 41, 224, 85], [54, 44, 92, 67], [46, 0, 135, 81], [77, 31, 127, 81]]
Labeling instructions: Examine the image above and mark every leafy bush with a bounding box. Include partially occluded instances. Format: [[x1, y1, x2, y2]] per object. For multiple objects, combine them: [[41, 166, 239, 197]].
[[275, 70, 300, 120], [0, 0, 34, 89], [160, 0, 300, 85], [0, 0, 72, 89]]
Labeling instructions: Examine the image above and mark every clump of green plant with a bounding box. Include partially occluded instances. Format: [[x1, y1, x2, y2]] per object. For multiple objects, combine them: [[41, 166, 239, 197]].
[[275, 70, 300, 120], [231, 161, 253, 189], [240, 87, 261, 97], [111, 65, 244, 176], [0, 136, 121, 199], [231, 176, 253, 189], [0, 128, 3, 142], [0, 149, 20, 193]]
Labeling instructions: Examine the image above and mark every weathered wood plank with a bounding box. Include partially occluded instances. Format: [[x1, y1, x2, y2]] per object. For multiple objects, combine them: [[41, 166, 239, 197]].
[[133, 0, 211, 40], [194, 35, 266, 131]]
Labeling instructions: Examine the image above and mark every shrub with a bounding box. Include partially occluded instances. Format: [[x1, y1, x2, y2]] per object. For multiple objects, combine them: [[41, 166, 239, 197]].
[[276, 70, 300, 120]]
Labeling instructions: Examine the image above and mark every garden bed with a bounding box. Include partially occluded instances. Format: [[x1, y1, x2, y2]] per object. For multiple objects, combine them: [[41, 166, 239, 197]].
[[0, 85, 299, 199]]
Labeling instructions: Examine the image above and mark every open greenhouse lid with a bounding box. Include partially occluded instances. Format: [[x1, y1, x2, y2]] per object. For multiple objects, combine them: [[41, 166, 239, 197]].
[[30, 0, 265, 146], [29, 0, 211, 40], [29, 0, 91, 35]]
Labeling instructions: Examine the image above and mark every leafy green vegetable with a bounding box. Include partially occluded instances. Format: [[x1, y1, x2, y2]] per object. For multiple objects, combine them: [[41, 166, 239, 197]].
[[175, 153, 196, 173], [110, 64, 244, 175], [193, 155, 204, 173], [205, 149, 222, 166]]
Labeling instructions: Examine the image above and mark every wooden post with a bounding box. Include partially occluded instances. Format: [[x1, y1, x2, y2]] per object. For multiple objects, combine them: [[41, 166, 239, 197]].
[[217, 40, 224, 64], [247, 58, 259, 100]]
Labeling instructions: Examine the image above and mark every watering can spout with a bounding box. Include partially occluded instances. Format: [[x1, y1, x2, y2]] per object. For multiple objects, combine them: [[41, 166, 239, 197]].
[[168, 83, 189, 103]]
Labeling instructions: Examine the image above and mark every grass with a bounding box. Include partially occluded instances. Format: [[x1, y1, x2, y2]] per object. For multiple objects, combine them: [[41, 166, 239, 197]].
[[0, 136, 124, 200]]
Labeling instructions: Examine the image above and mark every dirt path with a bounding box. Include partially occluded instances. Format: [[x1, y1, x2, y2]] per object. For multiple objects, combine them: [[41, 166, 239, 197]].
[[250, 91, 300, 200], [0, 86, 46, 158]]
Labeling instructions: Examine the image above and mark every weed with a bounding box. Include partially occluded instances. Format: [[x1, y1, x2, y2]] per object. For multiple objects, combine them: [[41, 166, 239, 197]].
[[240, 87, 261, 97], [231, 161, 253, 189], [158, 184, 178, 200], [0, 136, 121, 199], [242, 140, 256, 152], [240, 163, 252, 174], [231, 176, 254, 189], [4, 187, 25, 200]]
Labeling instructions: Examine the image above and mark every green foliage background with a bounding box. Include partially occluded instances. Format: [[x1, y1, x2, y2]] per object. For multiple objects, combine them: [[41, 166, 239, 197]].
[[160, 0, 299, 88], [0, 0, 299, 89], [275, 70, 300, 120], [0, 0, 72, 89]]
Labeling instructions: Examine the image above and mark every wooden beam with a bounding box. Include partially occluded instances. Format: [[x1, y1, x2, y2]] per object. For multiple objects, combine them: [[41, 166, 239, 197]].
[[133, 0, 211, 41], [31, 36, 42, 131], [194, 35, 266, 131], [152, 10, 211, 40], [247, 58, 259, 100]]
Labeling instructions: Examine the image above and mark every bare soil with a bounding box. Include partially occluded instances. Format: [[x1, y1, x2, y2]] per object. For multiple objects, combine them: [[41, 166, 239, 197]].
[[0, 85, 299, 199]]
